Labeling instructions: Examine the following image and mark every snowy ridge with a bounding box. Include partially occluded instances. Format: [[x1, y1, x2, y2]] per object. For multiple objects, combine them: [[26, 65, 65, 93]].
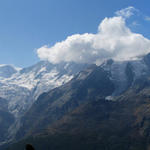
[[0, 61, 87, 118]]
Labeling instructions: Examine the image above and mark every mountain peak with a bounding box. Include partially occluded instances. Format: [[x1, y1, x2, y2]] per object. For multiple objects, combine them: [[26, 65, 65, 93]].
[[0, 64, 19, 78]]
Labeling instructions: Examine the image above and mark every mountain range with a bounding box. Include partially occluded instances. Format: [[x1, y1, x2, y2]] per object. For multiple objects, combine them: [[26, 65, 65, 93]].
[[0, 61, 88, 118], [1, 54, 150, 150], [0, 61, 88, 145]]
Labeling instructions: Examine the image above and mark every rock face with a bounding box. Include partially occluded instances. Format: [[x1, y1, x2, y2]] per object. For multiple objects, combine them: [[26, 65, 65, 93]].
[[0, 97, 14, 144]]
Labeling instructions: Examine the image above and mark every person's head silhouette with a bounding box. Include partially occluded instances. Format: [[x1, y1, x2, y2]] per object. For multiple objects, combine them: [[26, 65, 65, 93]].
[[25, 144, 35, 150]]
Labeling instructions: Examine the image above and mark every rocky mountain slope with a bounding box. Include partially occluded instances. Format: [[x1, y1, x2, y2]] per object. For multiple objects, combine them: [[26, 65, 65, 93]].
[[7, 89, 150, 150], [3, 53, 150, 150], [15, 64, 114, 139], [46, 84, 150, 150], [6, 53, 150, 150]]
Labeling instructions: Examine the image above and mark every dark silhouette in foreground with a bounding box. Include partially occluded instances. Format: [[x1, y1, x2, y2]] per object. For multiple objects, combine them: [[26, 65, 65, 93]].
[[25, 144, 35, 150]]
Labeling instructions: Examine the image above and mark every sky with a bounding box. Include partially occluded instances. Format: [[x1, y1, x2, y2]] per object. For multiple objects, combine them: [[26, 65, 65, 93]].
[[0, 0, 150, 67]]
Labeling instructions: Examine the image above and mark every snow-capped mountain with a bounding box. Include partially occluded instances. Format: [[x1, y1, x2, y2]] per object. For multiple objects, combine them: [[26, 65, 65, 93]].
[[12, 53, 150, 147], [1, 53, 150, 147], [101, 54, 150, 97], [0, 61, 88, 118], [1, 54, 150, 118]]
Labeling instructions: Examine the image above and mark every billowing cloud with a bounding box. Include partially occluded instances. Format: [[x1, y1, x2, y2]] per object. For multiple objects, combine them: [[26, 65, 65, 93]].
[[37, 7, 150, 65]]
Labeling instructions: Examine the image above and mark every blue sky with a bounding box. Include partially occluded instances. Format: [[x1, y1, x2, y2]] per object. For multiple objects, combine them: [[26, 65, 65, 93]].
[[0, 0, 150, 67]]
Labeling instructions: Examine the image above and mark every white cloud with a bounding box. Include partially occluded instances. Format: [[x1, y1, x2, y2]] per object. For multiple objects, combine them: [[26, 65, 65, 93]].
[[37, 7, 150, 65], [115, 6, 137, 18]]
